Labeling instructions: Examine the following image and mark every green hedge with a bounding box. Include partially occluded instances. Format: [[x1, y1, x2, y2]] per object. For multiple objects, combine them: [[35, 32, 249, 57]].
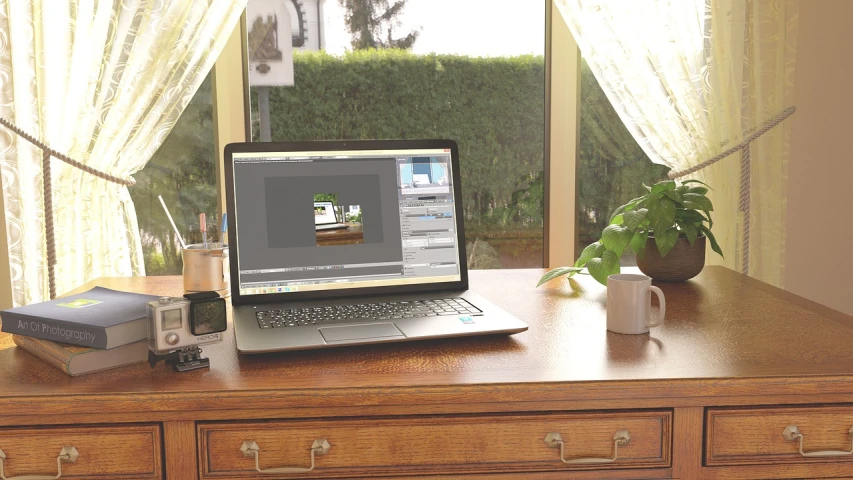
[[253, 49, 545, 228]]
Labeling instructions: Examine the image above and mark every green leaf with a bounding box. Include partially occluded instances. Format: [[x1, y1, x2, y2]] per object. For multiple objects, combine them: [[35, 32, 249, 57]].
[[647, 196, 676, 234], [574, 242, 605, 268], [681, 193, 714, 212], [587, 250, 621, 286], [651, 180, 676, 194], [664, 189, 683, 203], [681, 179, 713, 189], [655, 227, 680, 257], [679, 221, 699, 245], [675, 209, 708, 224], [623, 208, 648, 230], [601, 224, 634, 256], [610, 194, 649, 222], [609, 205, 626, 223], [644, 193, 661, 214], [537, 266, 584, 287], [699, 225, 724, 257], [687, 186, 709, 196], [622, 195, 648, 212], [629, 231, 648, 255], [610, 214, 624, 225]]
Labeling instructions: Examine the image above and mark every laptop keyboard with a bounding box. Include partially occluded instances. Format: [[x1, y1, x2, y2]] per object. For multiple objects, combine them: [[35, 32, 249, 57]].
[[255, 298, 482, 329]]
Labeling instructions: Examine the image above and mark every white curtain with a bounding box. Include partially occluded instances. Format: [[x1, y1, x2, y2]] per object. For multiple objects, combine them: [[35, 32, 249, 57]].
[[555, 0, 798, 287], [0, 0, 247, 306]]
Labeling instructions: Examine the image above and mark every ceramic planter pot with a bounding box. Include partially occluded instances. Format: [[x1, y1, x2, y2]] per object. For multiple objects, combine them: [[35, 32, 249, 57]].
[[636, 235, 706, 282]]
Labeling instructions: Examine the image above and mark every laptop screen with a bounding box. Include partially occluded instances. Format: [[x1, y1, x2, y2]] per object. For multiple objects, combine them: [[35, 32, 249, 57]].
[[313, 201, 338, 225], [230, 145, 462, 297]]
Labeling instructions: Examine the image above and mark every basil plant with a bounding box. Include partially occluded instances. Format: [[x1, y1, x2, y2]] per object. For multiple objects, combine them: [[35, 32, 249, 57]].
[[538, 179, 723, 286]]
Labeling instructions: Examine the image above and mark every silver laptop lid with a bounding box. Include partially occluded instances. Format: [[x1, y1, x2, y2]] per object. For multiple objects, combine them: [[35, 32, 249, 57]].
[[224, 140, 468, 306]]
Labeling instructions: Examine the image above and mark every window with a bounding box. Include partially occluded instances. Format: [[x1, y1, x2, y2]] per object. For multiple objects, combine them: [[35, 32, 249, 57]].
[[244, 0, 546, 269], [0, 2, 577, 305], [576, 59, 669, 263], [130, 74, 220, 275], [126, 2, 658, 280]]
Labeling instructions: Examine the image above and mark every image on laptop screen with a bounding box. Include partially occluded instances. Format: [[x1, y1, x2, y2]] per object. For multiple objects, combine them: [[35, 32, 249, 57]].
[[231, 146, 460, 296], [313, 201, 338, 225]]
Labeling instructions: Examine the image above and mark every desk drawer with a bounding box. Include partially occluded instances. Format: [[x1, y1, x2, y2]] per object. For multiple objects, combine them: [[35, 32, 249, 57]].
[[199, 411, 671, 478], [707, 405, 853, 467], [0, 424, 162, 479]]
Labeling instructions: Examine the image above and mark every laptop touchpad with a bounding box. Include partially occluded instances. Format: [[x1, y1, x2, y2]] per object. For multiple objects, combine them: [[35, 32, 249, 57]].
[[319, 323, 405, 343]]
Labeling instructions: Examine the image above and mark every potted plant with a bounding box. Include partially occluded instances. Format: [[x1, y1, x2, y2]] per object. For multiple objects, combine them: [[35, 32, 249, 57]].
[[538, 179, 723, 286]]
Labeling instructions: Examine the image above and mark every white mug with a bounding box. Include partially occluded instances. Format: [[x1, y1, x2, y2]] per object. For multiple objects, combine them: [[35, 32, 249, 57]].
[[606, 274, 666, 334]]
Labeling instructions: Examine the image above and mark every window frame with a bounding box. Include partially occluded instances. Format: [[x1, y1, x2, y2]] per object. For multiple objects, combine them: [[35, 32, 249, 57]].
[[545, 0, 579, 267]]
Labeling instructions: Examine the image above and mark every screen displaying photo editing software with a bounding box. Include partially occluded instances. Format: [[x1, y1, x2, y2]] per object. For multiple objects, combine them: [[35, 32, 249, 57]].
[[231, 148, 461, 295]]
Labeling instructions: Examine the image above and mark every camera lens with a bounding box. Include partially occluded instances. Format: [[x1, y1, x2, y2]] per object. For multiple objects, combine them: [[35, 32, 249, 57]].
[[190, 298, 227, 335]]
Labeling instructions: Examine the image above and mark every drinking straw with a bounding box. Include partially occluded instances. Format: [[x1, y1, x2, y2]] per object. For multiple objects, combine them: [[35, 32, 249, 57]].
[[158, 195, 186, 249]]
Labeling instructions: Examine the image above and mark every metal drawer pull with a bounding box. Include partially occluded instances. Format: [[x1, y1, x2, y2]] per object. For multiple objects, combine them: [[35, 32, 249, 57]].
[[783, 425, 853, 457], [0, 446, 78, 480], [240, 439, 330, 473], [544, 430, 630, 464]]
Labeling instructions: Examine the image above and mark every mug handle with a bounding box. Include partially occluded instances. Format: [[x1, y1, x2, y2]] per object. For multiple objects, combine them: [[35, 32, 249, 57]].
[[646, 286, 666, 328]]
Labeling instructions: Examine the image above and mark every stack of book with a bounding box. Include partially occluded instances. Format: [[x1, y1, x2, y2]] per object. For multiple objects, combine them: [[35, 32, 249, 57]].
[[0, 287, 160, 376]]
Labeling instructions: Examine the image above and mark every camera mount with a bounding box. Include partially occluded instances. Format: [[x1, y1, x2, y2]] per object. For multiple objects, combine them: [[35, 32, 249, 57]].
[[148, 345, 211, 372]]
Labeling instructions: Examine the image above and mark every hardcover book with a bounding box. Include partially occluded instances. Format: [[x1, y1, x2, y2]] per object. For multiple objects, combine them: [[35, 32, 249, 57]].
[[0, 287, 160, 349], [12, 335, 148, 376]]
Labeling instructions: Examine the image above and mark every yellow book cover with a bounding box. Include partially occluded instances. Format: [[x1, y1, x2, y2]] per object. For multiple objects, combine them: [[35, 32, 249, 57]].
[[12, 335, 148, 376]]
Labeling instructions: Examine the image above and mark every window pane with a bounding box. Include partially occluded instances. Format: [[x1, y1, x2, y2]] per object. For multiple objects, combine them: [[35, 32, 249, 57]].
[[130, 74, 219, 275], [578, 59, 670, 263], [245, 0, 545, 269]]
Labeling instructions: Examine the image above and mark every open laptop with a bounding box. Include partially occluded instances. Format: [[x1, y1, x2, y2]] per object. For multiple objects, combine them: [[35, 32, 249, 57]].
[[224, 139, 528, 353], [313, 201, 348, 230]]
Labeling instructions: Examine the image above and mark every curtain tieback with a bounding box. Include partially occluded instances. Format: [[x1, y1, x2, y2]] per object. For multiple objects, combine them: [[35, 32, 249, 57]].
[[667, 106, 796, 275], [0, 116, 137, 299]]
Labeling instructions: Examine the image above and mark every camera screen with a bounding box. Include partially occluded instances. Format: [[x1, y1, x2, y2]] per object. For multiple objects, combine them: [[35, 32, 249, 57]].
[[161, 309, 183, 331], [190, 299, 227, 335]]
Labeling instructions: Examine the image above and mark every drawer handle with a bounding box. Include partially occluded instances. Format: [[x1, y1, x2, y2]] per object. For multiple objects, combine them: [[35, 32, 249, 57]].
[[544, 430, 630, 464], [0, 446, 78, 480], [782, 425, 853, 457], [240, 439, 330, 474]]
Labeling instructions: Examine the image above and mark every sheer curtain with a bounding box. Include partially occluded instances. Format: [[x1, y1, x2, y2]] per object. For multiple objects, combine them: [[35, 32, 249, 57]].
[[555, 0, 798, 287], [0, 1, 247, 306]]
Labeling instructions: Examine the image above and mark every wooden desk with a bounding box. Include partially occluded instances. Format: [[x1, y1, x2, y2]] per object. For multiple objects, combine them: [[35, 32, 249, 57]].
[[2, 267, 853, 479], [316, 224, 364, 246]]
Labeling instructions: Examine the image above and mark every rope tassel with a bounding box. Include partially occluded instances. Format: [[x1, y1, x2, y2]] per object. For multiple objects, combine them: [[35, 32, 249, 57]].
[[668, 107, 796, 276], [0, 116, 136, 299]]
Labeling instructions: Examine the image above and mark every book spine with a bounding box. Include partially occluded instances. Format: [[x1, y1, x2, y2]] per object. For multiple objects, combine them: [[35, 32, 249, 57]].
[[1, 313, 106, 349], [12, 335, 73, 375]]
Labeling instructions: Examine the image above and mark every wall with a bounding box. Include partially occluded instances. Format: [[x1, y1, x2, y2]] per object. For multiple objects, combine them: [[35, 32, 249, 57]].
[[786, 0, 853, 315]]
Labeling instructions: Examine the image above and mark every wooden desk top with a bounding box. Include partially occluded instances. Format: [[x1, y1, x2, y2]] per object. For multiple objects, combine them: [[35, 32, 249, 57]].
[[316, 224, 364, 246], [2, 266, 853, 417]]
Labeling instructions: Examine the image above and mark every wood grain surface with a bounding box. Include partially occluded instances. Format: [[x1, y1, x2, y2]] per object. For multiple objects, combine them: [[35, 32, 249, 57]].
[[707, 405, 853, 466], [165, 421, 198, 480], [315, 224, 364, 246], [199, 411, 670, 478], [2, 267, 853, 479], [0, 424, 161, 479], [2, 267, 853, 415]]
